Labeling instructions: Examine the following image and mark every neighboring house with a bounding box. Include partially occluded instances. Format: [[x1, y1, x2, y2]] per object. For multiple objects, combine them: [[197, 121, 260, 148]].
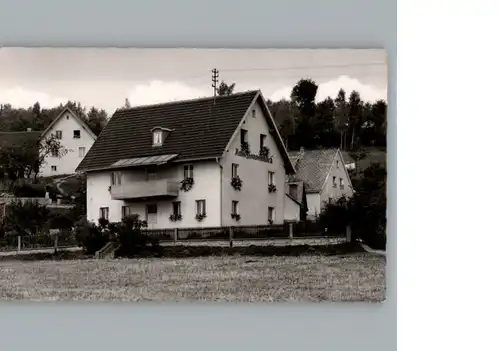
[[76, 90, 296, 229], [287, 147, 354, 220], [38, 107, 97, 177], [0, 106, 97, 179], [341, 152, 356, 170]]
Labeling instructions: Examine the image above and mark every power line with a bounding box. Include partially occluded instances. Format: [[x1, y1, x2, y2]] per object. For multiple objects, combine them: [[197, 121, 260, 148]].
[[219, 61, 386, 72]]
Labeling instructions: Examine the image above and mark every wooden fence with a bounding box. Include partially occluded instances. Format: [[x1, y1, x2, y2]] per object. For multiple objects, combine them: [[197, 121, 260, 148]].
[[0, 222, 348, 254]]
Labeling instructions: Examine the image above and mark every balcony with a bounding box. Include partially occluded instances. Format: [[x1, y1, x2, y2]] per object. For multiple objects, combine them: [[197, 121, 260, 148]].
[[110, 179, 179, 200]]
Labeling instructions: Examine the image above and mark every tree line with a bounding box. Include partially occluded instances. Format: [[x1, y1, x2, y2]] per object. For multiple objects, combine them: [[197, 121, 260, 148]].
[[218, 79, 387, 151], [0, 101, 108, 136]]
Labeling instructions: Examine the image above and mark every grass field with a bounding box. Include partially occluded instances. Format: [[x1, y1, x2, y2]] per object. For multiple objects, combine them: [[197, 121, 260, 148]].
[[0, 253, 385, 302]]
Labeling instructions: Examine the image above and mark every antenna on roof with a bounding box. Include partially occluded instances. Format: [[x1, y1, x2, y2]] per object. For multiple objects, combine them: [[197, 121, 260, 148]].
[[211, 68, 219, 103]]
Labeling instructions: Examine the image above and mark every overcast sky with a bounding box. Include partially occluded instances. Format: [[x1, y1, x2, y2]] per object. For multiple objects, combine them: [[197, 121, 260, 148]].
[[0, 48, 387, 114]]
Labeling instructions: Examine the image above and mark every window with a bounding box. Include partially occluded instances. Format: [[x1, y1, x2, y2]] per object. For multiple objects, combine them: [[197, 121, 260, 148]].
[[173, 201, 181, 216], [78, 147, 86, 157], [110, 171, 122, 186], [55, 130, 62, 139], [195, 199, 206, 216], [336, 160, 339, 168], [99, 207, 109, 220], [184, 164, 194, 179], [146, 204, 158, 224], [240, 129, 248, 144], [146, 168, 157, 181], [252, 109, 256, 118], [231, 163, 239, 178], [268, 207, 275, 222], [339, 178, 344, 189], [51, 165, 57, 172], [332, 176, 337, 188], [260, 134, 267, 149], [289, 184, 298, 199], [268, 171, 275, 186], [51, 150, 58, 157], [121, 206, 131, 219], [153, 130, 163, 146], [231, 200, 239, 215], [73, 130, 81, 139]]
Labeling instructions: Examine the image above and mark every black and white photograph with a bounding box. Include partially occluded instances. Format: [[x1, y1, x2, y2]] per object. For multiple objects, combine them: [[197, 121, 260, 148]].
[[0, 48, 387, 302]]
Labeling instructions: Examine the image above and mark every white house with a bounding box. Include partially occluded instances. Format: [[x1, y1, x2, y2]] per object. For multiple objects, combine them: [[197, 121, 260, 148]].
[[39, 107, 97, 177], [76, 90, 296, 229], [287, 148, 354, 220]]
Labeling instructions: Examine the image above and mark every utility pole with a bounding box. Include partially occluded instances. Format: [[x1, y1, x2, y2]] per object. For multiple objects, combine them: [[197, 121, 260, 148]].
[[211, 68, 219, 103]]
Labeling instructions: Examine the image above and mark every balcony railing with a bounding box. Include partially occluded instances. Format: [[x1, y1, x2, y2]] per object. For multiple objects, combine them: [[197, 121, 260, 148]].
[[110, 179, 179, 200]]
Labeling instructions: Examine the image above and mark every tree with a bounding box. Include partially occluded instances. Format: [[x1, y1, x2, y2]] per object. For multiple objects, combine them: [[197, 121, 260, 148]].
[[347, 90, 363, 149], [347, 163, 386, 249], [348, 147, 370, 178], [35, 134, 69, 179], [217, 81, 236, 96], [333, 89, 349, 149], [291, 78, 318, 118], [3, 199, 50, 236], [86, 107, 108, 136]]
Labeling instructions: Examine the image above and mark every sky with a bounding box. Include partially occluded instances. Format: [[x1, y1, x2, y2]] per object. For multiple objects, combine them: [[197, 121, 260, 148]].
[[0, 48, 387, 114]]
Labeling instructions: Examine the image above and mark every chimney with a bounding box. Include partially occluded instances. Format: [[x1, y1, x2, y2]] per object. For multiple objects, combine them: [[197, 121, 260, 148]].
[[26, 128, 32, 132]]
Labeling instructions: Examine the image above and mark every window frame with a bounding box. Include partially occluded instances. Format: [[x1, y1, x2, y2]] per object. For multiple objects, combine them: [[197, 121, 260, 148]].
[[240, 129, 248, 144], [195, 199, 206, 216], [267, 206, 275, 221], [231, 163, 239, 178], [268, 171, 275, 186], [183, 164, 194, 179], [146, 204, 158, 224], [55, 130, 62, 139], [231, 200, 239, 215], [51, 165, 57, 172], [73, 130, 81, 139], [152, 130, 163, 146], [146, 168, 157, 181], [78, 147, 86, 157], [99, 207, 109, 220], [173, 201, 182, 216], [110, 171, 122, 186], [260, 134, 267, 149], [121, 206, 131, 219]]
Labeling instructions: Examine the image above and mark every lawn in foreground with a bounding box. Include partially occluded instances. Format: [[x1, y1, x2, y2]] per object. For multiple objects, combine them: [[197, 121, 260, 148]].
[[0, 253, 385, 302]]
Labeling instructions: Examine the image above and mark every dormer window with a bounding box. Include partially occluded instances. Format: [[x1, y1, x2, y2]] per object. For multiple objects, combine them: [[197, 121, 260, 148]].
[[151, 127, 174, 147], [153, 130, 163, 146]]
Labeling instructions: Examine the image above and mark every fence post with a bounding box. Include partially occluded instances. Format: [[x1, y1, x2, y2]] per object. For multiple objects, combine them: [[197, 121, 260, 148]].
[[54, 234, 58, 254], [229, 227, 234, 248], [346, 225, 352, 243], [288, 222, 294, 244], [17, 235, 21, 253], [173, 228, 178, 244]]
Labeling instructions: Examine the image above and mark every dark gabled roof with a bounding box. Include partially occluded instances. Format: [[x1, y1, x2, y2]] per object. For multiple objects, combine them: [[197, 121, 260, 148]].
[[287, 148, 338, 193], [76, 90, 295, 173], [0, 131, 42, 148]]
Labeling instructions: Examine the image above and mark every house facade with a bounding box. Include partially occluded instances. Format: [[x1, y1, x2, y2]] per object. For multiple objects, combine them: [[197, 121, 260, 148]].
[[287, 148, 354, 220], [38, 107, 97, 177], [76, 91, 295, 229]]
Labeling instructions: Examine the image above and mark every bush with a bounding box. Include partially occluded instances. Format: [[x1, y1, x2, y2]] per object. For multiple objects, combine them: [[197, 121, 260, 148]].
[[74, 218, 109, 255], [319, 163, 387, 250], [114, 215, 153, 257], [319, 197, 350, 234]]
